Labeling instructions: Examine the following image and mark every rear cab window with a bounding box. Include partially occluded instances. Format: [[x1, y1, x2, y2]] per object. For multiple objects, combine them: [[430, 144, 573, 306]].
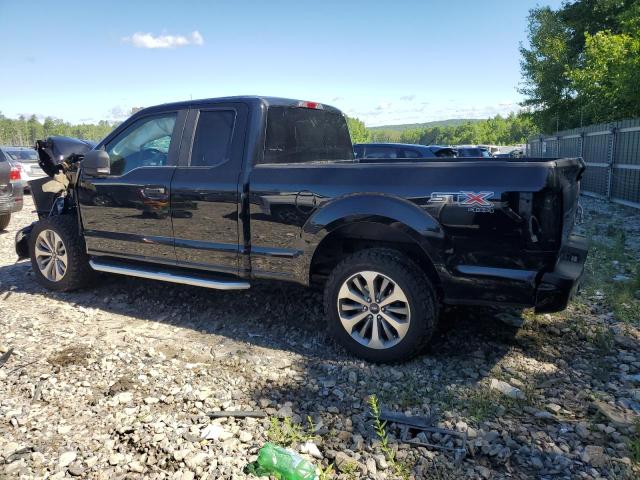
[[262, 106, 353, 164]]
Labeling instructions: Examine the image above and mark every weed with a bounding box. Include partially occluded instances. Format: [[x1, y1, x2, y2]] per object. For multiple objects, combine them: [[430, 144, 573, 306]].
[[267, 416, 314, 447], [582, 236, 640, 326], [318, 463, 335, 480], [368, 394, 411, 480], [340, 460, 359, 477], [379, 371, 424, 409], [464, 388, 501, 422], [590, 325, 615, 353], [630, 419, 640, 466]]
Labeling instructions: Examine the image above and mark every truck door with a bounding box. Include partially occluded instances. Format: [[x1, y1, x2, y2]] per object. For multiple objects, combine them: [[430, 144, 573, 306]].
[[77, 110, 186, 262], [170, 103, 248, 274]]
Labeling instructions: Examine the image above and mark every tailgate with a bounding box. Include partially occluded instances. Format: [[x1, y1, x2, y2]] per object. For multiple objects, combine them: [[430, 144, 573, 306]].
[[525, 157, 585, 253], [553, 157, 585, 243]]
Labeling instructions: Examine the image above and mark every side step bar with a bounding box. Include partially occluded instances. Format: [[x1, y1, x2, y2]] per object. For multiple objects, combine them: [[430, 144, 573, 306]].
[[89, 259, 250, 290]]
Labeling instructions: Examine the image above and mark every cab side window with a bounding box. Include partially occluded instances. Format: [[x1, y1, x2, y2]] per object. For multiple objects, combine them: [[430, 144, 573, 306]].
[[190, 110, 236, 167], [363, 146, 397, 159], [401, 149, 422, 158], [105, 113, 177, 176]]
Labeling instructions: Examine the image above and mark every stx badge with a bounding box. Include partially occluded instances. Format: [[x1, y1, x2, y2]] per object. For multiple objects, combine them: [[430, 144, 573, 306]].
[[429, 191, 495, 213]]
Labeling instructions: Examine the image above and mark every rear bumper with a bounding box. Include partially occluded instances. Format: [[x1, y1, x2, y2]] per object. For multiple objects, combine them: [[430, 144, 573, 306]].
[[534, 234, 588, 313], [442, 234, 588, 312]]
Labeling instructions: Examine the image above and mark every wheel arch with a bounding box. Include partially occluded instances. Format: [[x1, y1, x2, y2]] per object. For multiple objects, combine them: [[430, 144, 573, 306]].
[[303, 194, 445, 293]]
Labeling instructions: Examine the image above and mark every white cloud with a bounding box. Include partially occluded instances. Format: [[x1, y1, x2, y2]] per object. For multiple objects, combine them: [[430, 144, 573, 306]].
[[123, 30, 204, 49], [108, 106, 130, 121]]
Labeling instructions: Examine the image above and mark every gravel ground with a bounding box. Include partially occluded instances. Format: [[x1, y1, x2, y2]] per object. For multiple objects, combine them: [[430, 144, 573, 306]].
[[1, 195, 639, 480]]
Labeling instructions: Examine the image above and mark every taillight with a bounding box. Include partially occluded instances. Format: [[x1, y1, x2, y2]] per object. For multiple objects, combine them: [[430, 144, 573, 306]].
[[297, 100, 324, 109], [9, 166, 21, 181]]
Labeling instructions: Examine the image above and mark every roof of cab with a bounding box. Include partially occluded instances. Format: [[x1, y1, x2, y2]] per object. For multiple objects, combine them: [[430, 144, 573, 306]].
[[134, 96, 343, 116]]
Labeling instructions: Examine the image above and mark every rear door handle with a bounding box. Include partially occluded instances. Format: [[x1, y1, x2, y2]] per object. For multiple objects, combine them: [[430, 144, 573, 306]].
[[143, 187, 166, 195], [142, 186, 167, 200]]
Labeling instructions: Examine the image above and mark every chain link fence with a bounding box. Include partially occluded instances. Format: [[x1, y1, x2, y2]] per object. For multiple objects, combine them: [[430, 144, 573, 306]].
[[527, 118, 640, 209]]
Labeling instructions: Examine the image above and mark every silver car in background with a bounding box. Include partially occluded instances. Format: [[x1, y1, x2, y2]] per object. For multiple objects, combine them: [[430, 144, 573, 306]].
[[0, 146, 47, 190], [0, 148, 24, 230]]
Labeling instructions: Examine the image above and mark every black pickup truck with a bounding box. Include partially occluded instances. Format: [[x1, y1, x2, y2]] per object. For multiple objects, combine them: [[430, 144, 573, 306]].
[[16, 96, 587, 362]]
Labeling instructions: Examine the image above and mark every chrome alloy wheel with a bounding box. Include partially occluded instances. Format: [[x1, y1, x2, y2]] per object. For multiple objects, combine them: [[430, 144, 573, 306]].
[[337, 270, 411, 349], [34, 229, 68, 282]]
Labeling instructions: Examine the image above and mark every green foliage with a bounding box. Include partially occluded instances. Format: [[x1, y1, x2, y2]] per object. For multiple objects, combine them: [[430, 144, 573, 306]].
[[0, 112, 118, 146], [519, 6, 576, 132], [346, 116, 371, 144], [520, 0, 640, 133], [569, 29, 640, 124], [630, 419, 640, 465], [266, 416, 316, 447], [318, 463, 335, 480], [368, 118, 483, 132], [368, 394, 410, 480], [582, 224, 640, 327], [369, 112, 535, 146]]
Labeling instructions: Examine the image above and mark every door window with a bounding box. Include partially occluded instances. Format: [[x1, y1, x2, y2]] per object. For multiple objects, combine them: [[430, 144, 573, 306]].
[[105, 113, 177, 176], [190, 110, 236, 167]]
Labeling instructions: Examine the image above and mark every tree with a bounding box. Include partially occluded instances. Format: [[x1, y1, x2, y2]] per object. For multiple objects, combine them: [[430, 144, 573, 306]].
[[0, 114, 119, 145], [519, 7, 576, 132], [520, 0, 640, 132], [345, 116, 371, 143], [569, 29, 640, 123], [362, 113, 536, 146]]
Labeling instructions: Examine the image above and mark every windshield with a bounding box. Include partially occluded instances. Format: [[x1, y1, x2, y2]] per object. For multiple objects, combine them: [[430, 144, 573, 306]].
[[6, 149, 38, 162]]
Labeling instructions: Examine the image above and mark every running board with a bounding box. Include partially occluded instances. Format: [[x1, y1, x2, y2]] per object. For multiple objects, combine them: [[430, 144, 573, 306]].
[[89, 259, 250, 290]]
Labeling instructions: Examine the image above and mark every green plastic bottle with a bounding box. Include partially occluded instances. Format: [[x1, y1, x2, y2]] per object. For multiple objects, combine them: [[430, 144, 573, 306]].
[[246, 443, 318, 480]]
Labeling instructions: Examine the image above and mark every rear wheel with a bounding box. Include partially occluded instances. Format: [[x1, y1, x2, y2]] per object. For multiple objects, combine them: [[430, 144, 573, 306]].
[[324, 248, 438, 362], [0, 214, 10, 231], [29, 216, 96, 291]]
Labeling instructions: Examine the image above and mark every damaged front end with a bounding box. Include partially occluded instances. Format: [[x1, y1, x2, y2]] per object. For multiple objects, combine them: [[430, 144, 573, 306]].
[[15, 136, 95, 260]]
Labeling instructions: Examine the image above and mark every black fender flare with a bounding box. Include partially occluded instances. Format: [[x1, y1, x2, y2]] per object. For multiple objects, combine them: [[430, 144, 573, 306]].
[[299, 194, 446, 282]]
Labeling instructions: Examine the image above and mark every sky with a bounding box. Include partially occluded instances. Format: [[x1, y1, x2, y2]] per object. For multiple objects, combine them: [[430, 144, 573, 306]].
[[0, 0, 563, 127]]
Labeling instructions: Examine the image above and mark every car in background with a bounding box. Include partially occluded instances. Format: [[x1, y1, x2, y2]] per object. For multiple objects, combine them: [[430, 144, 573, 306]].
[[0, 148, 24, 230], [494, 148, 524, 158], [455, 145, 493, 158], [353, 143, 457, 160], [0, 146, 47, 190]]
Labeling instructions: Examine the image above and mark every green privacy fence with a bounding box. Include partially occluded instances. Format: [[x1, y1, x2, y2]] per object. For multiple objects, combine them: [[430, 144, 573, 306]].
[[526, 118, 640, 209]]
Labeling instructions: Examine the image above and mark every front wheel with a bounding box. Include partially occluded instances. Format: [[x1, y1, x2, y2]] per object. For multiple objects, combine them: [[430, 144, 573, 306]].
[[324, 248, 438, 363], [29, 216, 96, 291]]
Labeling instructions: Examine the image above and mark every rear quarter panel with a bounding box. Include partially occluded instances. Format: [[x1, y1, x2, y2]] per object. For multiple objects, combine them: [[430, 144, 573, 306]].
[[247, 160, 555, 284]]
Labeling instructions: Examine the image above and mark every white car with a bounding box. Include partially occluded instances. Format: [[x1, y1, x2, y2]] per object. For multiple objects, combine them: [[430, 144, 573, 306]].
[[0, 146, 47, 190]]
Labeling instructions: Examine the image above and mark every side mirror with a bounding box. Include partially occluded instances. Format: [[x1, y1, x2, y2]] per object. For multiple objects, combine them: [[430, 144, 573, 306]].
[[82, 149, 110, 177]]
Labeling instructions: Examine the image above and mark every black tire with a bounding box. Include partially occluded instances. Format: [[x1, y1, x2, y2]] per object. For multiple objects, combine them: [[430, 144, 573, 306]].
[[0, 214, 10, 231], [29, 216, 96, 291], [324, 248, 438, 363]]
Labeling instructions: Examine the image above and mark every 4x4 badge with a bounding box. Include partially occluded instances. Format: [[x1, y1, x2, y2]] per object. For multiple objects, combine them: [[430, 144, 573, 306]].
[[430, 191, 495, 213]]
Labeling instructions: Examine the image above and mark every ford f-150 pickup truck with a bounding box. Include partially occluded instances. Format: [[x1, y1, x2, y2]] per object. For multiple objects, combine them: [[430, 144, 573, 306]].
[[15, 96, 587, 362]]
